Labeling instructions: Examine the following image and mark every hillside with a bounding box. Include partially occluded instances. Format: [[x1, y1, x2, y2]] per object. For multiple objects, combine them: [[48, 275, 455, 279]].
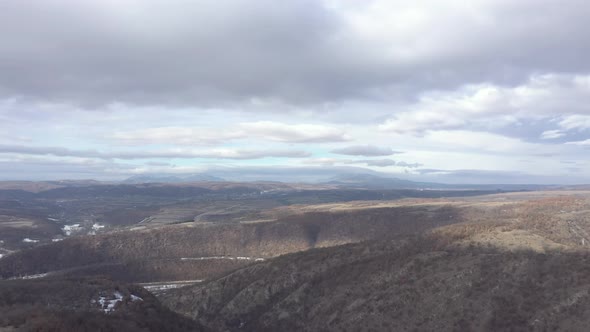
[[160, 234, 590, 331], [0, 204, 462, 282], [3, 191, 590, 330], [0, 277, 203, 331]]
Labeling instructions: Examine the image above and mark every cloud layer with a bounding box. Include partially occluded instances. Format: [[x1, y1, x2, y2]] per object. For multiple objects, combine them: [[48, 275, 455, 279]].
[[1, 0, 590, 183]]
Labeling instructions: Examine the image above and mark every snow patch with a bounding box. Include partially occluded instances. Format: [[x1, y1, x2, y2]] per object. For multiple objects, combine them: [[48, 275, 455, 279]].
[[141, 280, 203, 293], [97, 291, 124, 313], [92, 223, 105, 231], [22, 238, 39, 243], [47, 217, 59, 221], [62, 224, 81, 236], [142, 284, 185, 291], [20, 273, 48, 280], [52, 238, 63, 242], [89, 223, 105, 235], [180, 256, 265, 261], [130, 294, 143, 302]]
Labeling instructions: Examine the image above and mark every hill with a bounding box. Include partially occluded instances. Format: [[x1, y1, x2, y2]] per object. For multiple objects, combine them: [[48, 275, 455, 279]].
[[160, 234, 590, 331], [0, 277, 203, 331]]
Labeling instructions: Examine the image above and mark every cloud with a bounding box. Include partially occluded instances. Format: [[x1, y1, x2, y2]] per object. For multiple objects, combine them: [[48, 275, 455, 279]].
[[395, 161, 423, 168], [112, 121, 349, 145], [558, 115, 590, 131], [379, 110, 466, 134], [355, 159, 397, 167], [302, 158, 422, 168], [301, 158, 341, 166], [565, 139, 590, 146], [239, 121, 350, 143], [345, 159, 420, 167], [3, 1, 590, 107], [380, 74, 590, 136], [423, 130, 554, 155], [0, 144, 310, 160], [111, 127, 241, 146], [540, 130, 565, 140], [3, 1, 590, 183], [331, 145, 398, 156]]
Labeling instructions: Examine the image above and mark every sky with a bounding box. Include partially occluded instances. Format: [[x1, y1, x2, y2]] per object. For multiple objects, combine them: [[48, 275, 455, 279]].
[[2, 0, 590, 183]]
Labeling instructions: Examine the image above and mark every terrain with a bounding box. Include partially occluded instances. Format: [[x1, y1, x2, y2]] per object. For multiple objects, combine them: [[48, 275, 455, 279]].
[[1, 179, 590, 331], [0, 277, 204, 331], [0, 178, 500, 254]]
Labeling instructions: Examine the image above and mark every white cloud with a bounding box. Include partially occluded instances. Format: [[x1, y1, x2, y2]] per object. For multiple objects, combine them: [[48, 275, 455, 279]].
[[540, 130, 565, 140], [239, 121, 350, 143], [558, 115, 590, 131], [112, 121, 349, 145], [380, 74, 590, 135], [424, 130, 544, 154], [111, 127, 241, 145], [566, 139, 590, 146]]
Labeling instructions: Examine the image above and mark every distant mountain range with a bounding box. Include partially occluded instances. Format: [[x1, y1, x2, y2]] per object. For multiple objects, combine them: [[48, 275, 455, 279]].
[[326, 173, 552, 191], [122, 171, 553, 191], [124, 173, 225, 183]]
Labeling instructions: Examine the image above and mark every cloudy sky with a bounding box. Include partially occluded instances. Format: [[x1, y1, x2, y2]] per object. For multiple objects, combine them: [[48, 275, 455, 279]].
[[2, 0, 590, 183]]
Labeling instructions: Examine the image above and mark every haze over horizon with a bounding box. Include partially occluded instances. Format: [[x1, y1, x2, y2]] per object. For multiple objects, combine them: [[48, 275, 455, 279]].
[[2, 0, 590, 184]]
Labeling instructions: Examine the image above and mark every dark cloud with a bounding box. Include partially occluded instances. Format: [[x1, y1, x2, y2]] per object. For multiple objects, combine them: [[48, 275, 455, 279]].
[[332, 145, 398, 157], [2, 1, 590, 107], [0, 0, 363, 106]]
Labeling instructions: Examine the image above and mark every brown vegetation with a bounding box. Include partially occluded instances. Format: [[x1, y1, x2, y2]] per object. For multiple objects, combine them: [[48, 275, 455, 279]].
[[0, 277, 203, 331], [0, 205, 462, 282], [161, 234, 590, 331]]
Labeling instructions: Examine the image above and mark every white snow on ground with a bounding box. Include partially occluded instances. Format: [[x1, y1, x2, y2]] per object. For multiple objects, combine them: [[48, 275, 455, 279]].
[[130, 294, 143, 302], [97, 291, 124, 313], [180, 256, 265, 261], [7, 272, 49, 280], [0, 254, 3, 259], [62, 224, 81, 236], [22, 238, 39, 243], [20, 273, 48, 279], [47, 217, 59, 221], [88, 223, 106, 235], [92, 223, 105, 231], [52, 238, 63, 242], [142, 284, 186, 291], [140, 280, 203, 294]]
